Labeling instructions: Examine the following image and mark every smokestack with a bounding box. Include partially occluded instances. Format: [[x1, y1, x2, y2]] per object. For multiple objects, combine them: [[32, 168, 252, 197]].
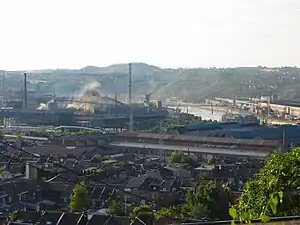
[[129, 63, 133, 131], [23, 72, 27, 109]]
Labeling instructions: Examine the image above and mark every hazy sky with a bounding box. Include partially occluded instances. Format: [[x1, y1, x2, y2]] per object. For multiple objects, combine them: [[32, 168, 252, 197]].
[[0, 0, 300, 70]]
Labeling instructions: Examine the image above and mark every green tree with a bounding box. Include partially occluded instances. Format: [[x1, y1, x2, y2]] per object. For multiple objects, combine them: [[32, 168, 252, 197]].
[[69, 182, 89, 212], [132, 205, 155, 225], [138, 113, 205, 133], [186, 180, 229, 220], [0, 167, 5, 176], [207, 156, 216, 165], [232, 147, 300, 222], [93, 154, 102, 161], [109, 200, 125, 216], [156, 205, 191, 220], [168, 151, 186, 163], [157, 181, 230, 220]]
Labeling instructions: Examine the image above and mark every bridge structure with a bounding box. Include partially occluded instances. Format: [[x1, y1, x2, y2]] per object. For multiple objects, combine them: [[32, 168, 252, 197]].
[[108, 132, 281, 158]]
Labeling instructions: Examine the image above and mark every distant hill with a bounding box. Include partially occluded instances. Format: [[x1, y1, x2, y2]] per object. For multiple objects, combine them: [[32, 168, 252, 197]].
[[80, 63, 162, 75], [78, 66, 102, 74], [2, 64, 300, 102]]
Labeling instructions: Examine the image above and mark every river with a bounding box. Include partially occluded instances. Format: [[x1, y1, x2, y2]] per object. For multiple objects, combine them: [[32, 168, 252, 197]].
[[169, 106, 224, 121]]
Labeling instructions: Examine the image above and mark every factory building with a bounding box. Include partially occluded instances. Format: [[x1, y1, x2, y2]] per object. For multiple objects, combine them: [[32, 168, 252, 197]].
[[221, 113, 260, 125], [107, 131, 281, 160]]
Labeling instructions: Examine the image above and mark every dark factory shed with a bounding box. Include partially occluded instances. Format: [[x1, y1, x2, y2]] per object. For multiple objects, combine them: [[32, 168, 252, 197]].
[[175, 123, 243, 135], [223, 125, 300, 146]]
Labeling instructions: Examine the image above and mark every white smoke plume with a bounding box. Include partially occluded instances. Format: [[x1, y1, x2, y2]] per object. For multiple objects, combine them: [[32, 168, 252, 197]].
[[77, 81, 101, 99], [37, 103, 48, 110], [148, 79, 157, 94], [66, 81, 102, 112]]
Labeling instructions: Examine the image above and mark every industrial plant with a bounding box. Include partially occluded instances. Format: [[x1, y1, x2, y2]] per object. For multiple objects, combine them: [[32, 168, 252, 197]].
[[0, 65, 168, 129]]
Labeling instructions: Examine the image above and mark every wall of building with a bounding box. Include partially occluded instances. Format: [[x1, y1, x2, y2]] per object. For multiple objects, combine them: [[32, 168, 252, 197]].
[[260, 102, 300, 117], [25, 163, 38, 180]]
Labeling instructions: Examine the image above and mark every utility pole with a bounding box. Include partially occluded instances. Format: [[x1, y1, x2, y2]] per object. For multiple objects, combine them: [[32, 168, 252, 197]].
[[267, 99, 270, 117], [233, 95, 236, 112], [128, 63, 134, 131], [266, 99, 270, 124], [114, 92, 118, 116], [282, 129, 286, 153], [124, 195, 128, 215]]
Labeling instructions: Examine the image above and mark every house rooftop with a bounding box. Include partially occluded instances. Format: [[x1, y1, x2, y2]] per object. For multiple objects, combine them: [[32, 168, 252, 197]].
[[125, 175, 148, 188]]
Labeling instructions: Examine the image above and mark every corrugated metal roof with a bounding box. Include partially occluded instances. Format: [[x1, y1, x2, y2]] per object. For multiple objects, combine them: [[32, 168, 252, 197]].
[[110, 141, 269, 158], [225, 125, 300, 144], [116, 132, 280, 147]]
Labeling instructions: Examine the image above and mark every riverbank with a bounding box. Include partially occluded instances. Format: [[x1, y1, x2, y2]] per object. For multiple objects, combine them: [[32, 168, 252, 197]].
[[197, 105, 245, 114], [196, 105, 298, 125], [168, 106, 223, 121], [169, 103, 298, 125]]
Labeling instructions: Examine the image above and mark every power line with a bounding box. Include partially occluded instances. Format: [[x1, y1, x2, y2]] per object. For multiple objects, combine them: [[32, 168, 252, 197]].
[[1, 140, 81, 178], [0, 140, 199, 221], [0, 150, 194, 222]]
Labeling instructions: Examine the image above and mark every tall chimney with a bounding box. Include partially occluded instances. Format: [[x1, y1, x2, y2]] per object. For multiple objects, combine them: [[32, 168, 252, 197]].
[[23, 72, 27, 109], [128, 63, 133, 131]]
